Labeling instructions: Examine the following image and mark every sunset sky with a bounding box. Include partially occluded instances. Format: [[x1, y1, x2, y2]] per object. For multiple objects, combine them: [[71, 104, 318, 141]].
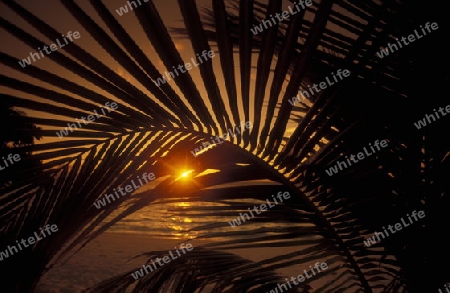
[[0, 0, 320, 153]]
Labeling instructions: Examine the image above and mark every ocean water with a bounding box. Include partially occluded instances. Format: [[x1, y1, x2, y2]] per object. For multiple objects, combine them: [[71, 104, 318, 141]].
[[106, 179, 285, 239], [108, 200, 224, 239]]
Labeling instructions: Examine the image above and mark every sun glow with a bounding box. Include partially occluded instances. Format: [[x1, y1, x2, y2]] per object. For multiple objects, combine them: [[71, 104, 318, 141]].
[[179, 170, 194, 179]]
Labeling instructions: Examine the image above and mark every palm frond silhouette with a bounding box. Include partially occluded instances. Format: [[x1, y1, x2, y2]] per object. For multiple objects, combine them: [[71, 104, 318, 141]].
[[0, 0, 449, 292]]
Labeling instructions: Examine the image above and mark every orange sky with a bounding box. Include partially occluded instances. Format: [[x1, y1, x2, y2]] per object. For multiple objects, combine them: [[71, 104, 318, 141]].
[[0, 0, 313, 150]]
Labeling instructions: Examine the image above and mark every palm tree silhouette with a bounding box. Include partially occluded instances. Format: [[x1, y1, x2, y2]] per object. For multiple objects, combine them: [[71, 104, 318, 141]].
[[0, 0, 448, 292]]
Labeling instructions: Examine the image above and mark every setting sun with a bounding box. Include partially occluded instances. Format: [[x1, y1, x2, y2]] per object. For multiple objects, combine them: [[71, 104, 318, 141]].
[[179, 170, 194, 178]]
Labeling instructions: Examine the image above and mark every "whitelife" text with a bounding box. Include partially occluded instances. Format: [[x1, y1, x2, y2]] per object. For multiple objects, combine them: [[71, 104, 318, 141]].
[[0, 224, 58, 261], [325, 139, 388, 176], [18, 31, 80, 68], [376, 22, 438, 58], [0, 154, 21, 171]]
